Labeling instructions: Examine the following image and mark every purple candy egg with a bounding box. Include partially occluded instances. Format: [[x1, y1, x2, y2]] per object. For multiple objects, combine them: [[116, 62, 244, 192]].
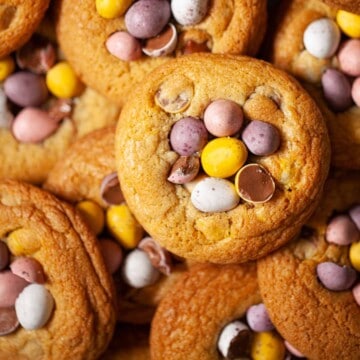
[[246, 303, 274, 332], [349, 205, 360, 231], [326, 214, 359, 246], [317, 262, 357, 291]]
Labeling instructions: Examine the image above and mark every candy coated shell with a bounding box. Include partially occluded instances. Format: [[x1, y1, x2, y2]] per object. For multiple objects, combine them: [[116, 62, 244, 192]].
[[352, 282, 360, 306], [10, 257, 45, 284], [171, 0, 209, 26], [338, 39, 360, 77], [0, 271, 28, 308], [336, 10, 360, 38], [325, 214, 359, 246], [351, 77, 360, 107], [246, 303, 274, 332], [316, 262, 357, 291], [106, 31, 142, 62], [217, 321, 249, 358], [349, 242, 360, 272], [99, 239, 123, 274]]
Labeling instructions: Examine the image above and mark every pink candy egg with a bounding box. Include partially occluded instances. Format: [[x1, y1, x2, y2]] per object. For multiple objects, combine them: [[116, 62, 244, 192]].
[[326, 214, 359, 246], [12, 107, 59, 143], [10, 257, 45, 284], [0, 271, 28, 307], [284, 341, 305, 358], [351, 77, 360, 107], [353, 283, 360, 306], [338, 39, 360, 77], [106, 31, 142, 62], [99, 239, 123, 274]]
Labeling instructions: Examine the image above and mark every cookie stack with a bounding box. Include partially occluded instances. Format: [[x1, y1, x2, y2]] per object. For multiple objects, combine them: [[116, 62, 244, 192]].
[[0, 0, 359, 359]]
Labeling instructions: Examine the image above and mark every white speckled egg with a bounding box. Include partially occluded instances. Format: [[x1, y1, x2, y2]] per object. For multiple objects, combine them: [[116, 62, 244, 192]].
[[171, 0, 209, 26], [190, 177, 240, 212], [15, 283, 54, 330], [303, 18, 340, 59]]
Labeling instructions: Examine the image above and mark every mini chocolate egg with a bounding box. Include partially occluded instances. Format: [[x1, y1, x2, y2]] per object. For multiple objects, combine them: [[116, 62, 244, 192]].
[[10, 257, 45, 284], [246, 303, 274, 332], [0, 271, 28, 308], [143, 23, 177, 57], [106, 31, 142, 61], [326, 214, 359, 246], [317, 262, 357, 291], [171, 0, 209, 26]]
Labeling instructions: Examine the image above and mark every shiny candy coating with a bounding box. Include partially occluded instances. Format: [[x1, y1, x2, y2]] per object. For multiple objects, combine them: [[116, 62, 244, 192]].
[[241, 120, 280, 156], [316, 262, 357, 291], [12, 108, 59, 144], [142, 23, 177, 57], [96, 0, 133, 18], [338, 39, 360, 77], [122, 249, 160, 288], [10, 257, 45, 284], [0, 56, 15, 82], [251, 331, 286, 360], [170, 117, 208, 156], [106, 31, 142, 62], [246, 303, 274, 332], [336, 10, 360, 38], [284, 341, 305, 358], [100, 172, 124, 206], [4, 71, 48, 107], [0, 242, 9, 271], [167, 155, 200, 184], [76, 200, 105, 235], [201, 137, 247, 178], [351, 77, 360, 107], [203, 99, 243, 137], [303, 18, 341, 59], [321, 68, 353, 112], [0, 307, 19, 336], [325, 214, 359, 246], [353, 282, 360, 305], [125, 0, 171, 39], [0, 271, 28, 308], [99, 239, 123, 274], [106, 203, 144, 249], [15, 284, 54, 330], [171, 0, 209, 26], [191, 177, 240, 213], [349, 205, 360, 230], [349, 242, 360, 272]]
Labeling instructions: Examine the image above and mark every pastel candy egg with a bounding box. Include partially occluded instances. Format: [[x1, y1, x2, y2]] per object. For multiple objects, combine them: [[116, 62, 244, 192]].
[[217, 321, 251, 358], [99, 239, 123, 274], [15, 283, 54, 330], [321, 68, 353, 112], [241, 120, 280, 156], [122, 249, 160, 288], [336, 10, 360, 38], [201, 137, 247, 178], [303, 18, 341, 59], [191, 177, 240, 213], [167, 155, 200, 184], [349, 205, 360, 230], [349, 242, 360, 272], [338, 39, 360, 77], [96, 0, 133, 18], [352, 282, 360, 306], [284, 341, 305, 358], [0, 307, 20, 336], [100, 172, 124, 206], [10, 257, 45, 284], [0, 241, 9, 271], [4, 71, 48, 107], [171, 0, 209, 26], [326, 214, 359, 246], [251, 331, 286, 360], [246, 303, 274, 332], [106, 31, 142, 61], [125, 0, 171, 39], [12, 108, 59, 144], [316, 262, 357, 291], [143, 23, 177, 57], [351, 77, 360, 107], [203, 99, 243, 137], [0, 271, 28, 307], [170, 117, 208, 156]]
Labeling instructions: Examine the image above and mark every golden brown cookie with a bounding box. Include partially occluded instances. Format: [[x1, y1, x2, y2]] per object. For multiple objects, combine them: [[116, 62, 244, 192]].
[[0, 180, 116, 359], [115, 53, 330, 264], [150, 263, 262, 359], [257, 172, 360, 360], [0, 1, 50, 57], [323, 0, 360, 13], [267, 0, 360, 169], [54, 0, 267, 106], [44, 126, 188, 324]]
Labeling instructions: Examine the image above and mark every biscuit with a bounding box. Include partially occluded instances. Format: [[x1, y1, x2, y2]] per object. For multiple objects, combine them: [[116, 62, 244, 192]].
[[55, 0, 267, 106], [257, 172, 360, 359], [115, 53, 330, 264], [266, 0, 360, 169], [0, 1, 50, 57], [322, 0, 360, 13], [0, 180, 116, 359], [150, 262, 261, 359]]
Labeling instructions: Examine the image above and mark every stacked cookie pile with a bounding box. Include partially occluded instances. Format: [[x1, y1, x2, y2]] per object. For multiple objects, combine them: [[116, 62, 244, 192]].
[[0, 0, 359, 359]]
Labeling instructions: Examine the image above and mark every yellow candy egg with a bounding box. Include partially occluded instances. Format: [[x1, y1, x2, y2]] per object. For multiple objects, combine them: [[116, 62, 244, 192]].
[[350, 242, 360, 271], [251, 331, 286, 360], [76, 200, 105, 235], [46, 61, 83, 98], [106, 203, 144, 249], [336, 10, 360, 38], [0, 56, 15, 82], [6, 229, 40, 256], [201, 137, 247, 178], [96, 0, 133, 18]]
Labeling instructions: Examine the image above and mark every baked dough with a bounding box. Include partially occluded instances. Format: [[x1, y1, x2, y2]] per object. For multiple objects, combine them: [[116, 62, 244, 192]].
[[55, 0, 267, 106], [0, 180, 116, 359], [115, 53, 330, 264], [322, 0, 360, 13], [257, 171, 360, 360]]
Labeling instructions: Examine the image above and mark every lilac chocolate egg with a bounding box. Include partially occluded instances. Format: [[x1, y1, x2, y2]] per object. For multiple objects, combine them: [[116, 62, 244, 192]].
[[317, 262, 357, 291], [106, 31, 142, 61], [0, 271, 28, 307], [349, 205, 360, 231], [125, 0, 171, 39], [4, 71, 48, 107], [338, 39, 360, 77], [241, 120, 280, 156], [326, 214, 359, 246], [170, 117, 208, 156], [321, 68, 353, 112], [246, 303, 274, 332]]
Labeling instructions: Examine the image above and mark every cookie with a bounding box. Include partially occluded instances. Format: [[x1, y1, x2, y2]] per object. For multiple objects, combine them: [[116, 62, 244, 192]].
[[322, 0, 360, 13], [0, 180, 116, 359], [54, 0, 267, 106], [267, 0, 360, 168], [44, 126, 187, 324], [257, 172, 360, 359], [0, 1, 50, 57], [115, 53, 330, 264]]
